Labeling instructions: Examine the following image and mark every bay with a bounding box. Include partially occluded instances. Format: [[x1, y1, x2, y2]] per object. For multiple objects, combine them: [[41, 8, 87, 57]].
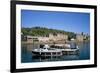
[[21, 41, 90, 63]]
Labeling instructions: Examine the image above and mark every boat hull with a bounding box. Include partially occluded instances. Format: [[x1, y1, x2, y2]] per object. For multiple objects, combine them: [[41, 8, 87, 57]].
[[32, 51, 62, 57]]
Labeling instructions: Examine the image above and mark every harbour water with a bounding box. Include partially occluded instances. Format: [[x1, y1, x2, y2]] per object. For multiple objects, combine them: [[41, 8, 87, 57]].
[[21, 41, 90, 63]]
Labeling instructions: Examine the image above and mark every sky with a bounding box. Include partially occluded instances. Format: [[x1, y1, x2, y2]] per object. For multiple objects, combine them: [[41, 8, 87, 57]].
[[21, 10, 90, 34]]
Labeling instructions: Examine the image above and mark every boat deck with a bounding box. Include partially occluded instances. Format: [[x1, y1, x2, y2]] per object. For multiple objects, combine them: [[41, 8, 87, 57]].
[[61, 48, 79, 55], [61, 48, 79, 52]]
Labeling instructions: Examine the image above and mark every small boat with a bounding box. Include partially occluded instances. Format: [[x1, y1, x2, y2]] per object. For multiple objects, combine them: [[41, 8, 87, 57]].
[[32, 45, 62, 57]]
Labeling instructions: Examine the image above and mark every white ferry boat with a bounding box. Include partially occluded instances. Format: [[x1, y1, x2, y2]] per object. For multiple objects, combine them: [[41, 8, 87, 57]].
[[32, 44, 79, 57], [32, 45, 62, 57]]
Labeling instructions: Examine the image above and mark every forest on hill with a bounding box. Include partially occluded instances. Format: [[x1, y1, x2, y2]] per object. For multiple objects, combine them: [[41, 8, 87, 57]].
[[21, 27, 76, 40]]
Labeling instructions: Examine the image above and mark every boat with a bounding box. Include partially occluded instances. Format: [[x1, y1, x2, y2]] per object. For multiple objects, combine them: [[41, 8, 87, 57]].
[[32, 44, 79, 57], [32, 45, 62, 57]]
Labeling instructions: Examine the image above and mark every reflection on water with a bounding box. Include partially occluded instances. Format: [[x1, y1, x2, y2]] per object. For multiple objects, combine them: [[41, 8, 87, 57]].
[[21, 42, 90, 63]]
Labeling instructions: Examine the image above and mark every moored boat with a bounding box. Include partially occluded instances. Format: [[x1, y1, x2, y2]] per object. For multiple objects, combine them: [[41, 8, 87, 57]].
[[32, 45, 62, 57], [32, 44, 79, 57]]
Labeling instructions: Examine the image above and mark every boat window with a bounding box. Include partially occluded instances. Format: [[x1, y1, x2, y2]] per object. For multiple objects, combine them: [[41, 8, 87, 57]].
[[57, 52, 61, 54], [41, 53, 45, 55], [53, 52, 56, 55], [46, 53, 51, 55], [44, 48, 46, 49]]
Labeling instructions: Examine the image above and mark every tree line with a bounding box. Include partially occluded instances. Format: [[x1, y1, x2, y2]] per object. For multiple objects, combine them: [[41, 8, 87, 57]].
[[21, 27, 76, 40]]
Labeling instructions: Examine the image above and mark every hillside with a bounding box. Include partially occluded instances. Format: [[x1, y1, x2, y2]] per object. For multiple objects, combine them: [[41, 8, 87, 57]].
[[21, 27, 76, 39]]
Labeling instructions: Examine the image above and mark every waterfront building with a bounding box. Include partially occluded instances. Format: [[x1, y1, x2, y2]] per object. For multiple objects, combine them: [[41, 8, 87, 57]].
[[49, 33, 68, 41], [76, 34, 84, 41], [22, 33, 68, 43], [25, 35, 35, 43]]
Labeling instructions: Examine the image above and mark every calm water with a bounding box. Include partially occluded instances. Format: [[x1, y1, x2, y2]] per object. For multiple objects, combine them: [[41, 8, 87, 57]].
[[21, 42, 90, 63]]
